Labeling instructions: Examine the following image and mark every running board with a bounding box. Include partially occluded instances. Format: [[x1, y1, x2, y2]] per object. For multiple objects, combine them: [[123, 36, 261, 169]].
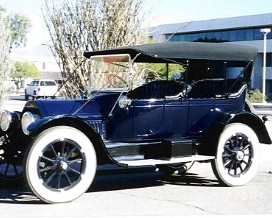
[[118, 155, 215, 167]]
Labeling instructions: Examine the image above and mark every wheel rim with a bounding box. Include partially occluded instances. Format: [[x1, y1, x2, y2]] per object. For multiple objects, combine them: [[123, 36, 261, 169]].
[[38, 138, 86, 190], [0, 134, 24, 181], [222, 133, 253, 177]]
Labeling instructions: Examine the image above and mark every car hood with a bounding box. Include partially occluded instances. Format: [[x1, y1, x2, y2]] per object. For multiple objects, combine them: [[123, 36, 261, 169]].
[[23, 99, 101, 117], [22, 93, 122, 118]]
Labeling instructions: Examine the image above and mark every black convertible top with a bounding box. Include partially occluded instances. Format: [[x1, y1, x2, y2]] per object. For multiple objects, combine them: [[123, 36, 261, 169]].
[[84, 42, 258, 63]]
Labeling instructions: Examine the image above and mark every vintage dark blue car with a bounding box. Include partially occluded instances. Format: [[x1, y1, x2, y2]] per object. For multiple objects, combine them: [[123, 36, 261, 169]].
[[0, 42, 271, 203]]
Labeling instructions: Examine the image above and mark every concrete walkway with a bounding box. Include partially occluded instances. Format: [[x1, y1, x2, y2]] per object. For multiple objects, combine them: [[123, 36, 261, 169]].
[[253, 102, 272, 116]]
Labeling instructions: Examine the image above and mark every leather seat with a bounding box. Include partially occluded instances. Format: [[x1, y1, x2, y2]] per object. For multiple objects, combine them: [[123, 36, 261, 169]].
[[129, 80, 185, 99]]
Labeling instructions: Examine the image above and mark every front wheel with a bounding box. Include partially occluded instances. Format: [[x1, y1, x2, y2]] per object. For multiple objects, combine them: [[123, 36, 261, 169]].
[[211, 123, 260, 186], [25, 126, 97, 203], [0, 131, 25, 187]]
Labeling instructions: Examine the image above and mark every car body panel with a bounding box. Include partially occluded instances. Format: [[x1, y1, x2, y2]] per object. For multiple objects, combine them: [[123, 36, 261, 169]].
[[33, 99, 101, 116]]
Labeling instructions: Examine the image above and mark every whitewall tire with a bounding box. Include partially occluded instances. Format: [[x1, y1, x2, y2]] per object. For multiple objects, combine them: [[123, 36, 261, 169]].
[[211, 123, 260, 186], [25, 126, 97, 203]]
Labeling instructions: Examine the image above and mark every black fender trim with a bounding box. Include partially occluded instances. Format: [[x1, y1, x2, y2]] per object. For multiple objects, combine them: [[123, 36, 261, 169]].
[[28, 115, 124, 166], [222, 111, 271, 144], [198, 111, 271, 156]]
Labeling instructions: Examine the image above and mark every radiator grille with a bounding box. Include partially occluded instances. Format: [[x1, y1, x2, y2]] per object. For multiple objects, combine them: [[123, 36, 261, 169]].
[[89, 120, 106, 138]]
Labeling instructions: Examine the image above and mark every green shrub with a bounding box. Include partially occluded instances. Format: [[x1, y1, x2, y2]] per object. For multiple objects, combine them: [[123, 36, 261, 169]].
[[246, 89, 266, 103]]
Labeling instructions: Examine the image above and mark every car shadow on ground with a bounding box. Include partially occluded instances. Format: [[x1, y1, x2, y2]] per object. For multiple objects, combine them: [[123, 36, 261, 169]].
[[0, 167, 220, 204], [0, 188, 42, 204], [88, 168, 220, 193]]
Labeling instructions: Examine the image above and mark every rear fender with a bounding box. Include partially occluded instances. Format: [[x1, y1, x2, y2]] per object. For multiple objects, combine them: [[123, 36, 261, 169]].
[[199, 111, 271, 156], [223, 111, 271, 144]]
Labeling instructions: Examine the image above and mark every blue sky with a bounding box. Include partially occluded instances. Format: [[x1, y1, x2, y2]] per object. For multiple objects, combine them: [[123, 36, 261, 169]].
[[2, 0, 272, 49], [146, 0, 272, 24]]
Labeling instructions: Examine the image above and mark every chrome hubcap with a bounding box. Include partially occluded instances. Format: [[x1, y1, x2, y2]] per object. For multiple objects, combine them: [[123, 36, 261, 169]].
[[235, 151, 244, 161]]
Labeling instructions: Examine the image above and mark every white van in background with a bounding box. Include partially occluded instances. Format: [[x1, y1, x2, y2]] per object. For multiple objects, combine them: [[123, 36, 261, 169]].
[[25, 79, 59, 100]]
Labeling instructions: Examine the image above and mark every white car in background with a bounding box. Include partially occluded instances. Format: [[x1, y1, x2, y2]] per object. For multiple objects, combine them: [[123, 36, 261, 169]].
[[25, 79, 59, 100]]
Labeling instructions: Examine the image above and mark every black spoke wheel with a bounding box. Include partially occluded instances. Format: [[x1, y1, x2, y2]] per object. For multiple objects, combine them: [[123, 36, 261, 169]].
[[211, 123, 260, 186], [0, 132, 25, 187], [39, 139, 85, 190], [25, 126, 97, 203], [222, 133, 252, 176]]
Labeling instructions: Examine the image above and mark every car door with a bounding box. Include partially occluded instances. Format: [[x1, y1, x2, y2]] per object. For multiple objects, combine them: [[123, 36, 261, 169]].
[[187, 98, 215, 135], [26, 80, 37, 95], [133, 99, 164, 136], [162, 97, 189, 138], [186, 80, 217, 135]]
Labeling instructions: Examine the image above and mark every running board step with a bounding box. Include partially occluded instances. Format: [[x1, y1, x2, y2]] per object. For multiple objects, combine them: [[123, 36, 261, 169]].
[[118, 155, 215, 167]]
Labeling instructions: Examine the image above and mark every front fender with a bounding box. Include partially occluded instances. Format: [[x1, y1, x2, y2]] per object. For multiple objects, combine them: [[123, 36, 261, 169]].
[[27, 115, 117, 165], [28, 115, 104, 138], [28, 115, 98, 136], [27, 116, 55, 136]]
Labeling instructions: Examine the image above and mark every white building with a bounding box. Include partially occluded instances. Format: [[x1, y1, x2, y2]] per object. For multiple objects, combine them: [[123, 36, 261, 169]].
[[10, 45, 62, 88]]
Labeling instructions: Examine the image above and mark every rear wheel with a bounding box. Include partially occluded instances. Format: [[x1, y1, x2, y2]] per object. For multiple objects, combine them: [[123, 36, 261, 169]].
[[25, 126, 97, 203], [211, 123, 260, 186]]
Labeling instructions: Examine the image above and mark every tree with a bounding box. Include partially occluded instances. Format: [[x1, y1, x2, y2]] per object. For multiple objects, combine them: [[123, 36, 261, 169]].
[[0, 6, 11, 107], [42, 0, 148, 98], [0, 3, 31, 107], [144, 63, 187, 82], [10, 61, 41, 91], [7, 13, 32, 50]]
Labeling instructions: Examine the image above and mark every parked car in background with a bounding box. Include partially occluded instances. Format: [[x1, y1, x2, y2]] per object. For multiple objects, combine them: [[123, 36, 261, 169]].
[[24, 79, 59, 100], [1, 42, 271, 203]]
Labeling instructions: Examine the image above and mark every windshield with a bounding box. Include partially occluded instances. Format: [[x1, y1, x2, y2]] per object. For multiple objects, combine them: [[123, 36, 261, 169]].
[[89, 54, 188, 92], [89, 54, 132, 92]]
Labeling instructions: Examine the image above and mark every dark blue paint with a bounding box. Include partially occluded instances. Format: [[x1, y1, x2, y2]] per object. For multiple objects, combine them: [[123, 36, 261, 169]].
[[28, 86, 246, 144]]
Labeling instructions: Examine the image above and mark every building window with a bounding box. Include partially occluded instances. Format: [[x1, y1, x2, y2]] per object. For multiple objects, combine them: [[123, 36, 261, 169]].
[[237, 30, 246, 41], [246, 29, 254, 40], [213, 32, 221, 41], [229, 30, 237, 41], [254, 29, 263, 40], [261, 53, 272, 67], [184, 34, 192, 41], [221, 31, 230, 41], [265, 53, 272, 67], [165, 26, 272, 43], [206, 32, 214, 39]]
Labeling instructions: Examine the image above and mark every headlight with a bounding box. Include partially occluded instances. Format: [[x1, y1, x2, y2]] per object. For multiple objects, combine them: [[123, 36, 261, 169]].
[[21, 112, 39, 135], [118, 96, 131, 109], [0, 110, 12, 131]]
